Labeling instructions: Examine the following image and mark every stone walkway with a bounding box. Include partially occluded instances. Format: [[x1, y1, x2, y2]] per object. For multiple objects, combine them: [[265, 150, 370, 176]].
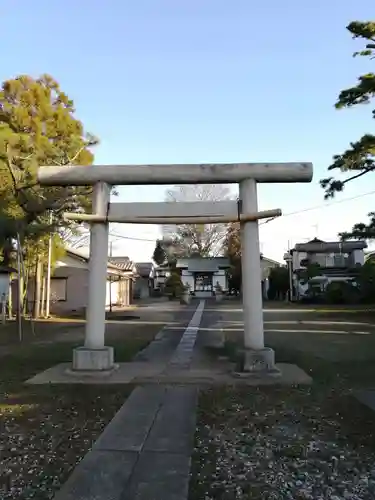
[[52, 300, 204, 500], [46, 299, 313, 499], [53, 386, 197, 500]]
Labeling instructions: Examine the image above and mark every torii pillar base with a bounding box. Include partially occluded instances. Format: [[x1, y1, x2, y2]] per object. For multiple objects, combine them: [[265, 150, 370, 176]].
[[235, 347, 281, 378], [71, 346, 115, 372]]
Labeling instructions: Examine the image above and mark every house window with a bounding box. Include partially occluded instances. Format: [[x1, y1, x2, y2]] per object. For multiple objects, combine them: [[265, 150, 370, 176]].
[[333, 253, 346, 267], [50, 278, 67, 301]]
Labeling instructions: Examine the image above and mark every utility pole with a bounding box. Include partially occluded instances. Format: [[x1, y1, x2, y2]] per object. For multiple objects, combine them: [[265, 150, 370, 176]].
[[109, 240, 113, 313], [33, 257, 42, 319], [45, 211, 53, 318], [16, 234, 22, 341], [287, 240, 293, 302]]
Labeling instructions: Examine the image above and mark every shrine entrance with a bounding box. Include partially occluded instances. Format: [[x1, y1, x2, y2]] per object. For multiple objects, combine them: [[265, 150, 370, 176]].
[[37, 162, 313, 374]]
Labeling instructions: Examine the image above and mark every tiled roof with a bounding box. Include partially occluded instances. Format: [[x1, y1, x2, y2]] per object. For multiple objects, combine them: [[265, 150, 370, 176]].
[[294, 239, 367, 252], [135, 262, 154, 277], [108, 256, 135, 272], [65, 248, 135, 273]]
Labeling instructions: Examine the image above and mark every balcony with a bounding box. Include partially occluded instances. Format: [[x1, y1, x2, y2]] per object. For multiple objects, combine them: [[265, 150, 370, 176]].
[[299, 253, 356, 269]]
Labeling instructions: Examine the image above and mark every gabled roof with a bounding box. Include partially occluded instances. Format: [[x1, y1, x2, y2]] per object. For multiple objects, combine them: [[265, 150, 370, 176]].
[[261, 255, 281, 266], [66, 248, 135, 273], [135, 262, 154, 278], [293, 238, 367, 253], [108, 256, 135, 272], [65, 247, 90, 263], [155, 262, 170, 269]]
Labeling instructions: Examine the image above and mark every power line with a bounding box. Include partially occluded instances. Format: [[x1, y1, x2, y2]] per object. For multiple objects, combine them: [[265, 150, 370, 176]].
[[109, 231, 157, 243], [260, 189, 375, 226], [84, 189, 375, 243]]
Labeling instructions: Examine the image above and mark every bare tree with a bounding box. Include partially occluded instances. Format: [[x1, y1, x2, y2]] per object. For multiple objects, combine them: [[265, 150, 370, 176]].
[[162, 184, 232, 257], [59, 224, 91, 249]]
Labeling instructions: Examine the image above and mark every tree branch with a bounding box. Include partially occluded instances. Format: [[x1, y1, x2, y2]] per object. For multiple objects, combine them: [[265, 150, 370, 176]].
[[320, 134, 375, 198], [320, 22, 375, 199]]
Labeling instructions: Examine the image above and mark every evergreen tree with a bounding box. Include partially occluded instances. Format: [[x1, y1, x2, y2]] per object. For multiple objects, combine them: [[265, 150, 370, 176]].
[[0, 73, 97, 258], [152, 240, 167, 265], [320, 22, 375, 239]]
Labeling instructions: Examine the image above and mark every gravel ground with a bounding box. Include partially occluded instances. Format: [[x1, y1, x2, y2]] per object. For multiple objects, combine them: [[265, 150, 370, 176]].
[[0, 330, 155, 499], [190, 386, 375, 500], [0, 385, 130, 499]]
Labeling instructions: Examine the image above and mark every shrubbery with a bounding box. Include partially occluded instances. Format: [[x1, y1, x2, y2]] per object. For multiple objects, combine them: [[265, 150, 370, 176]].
[[164, 273, 184, 300], [301, 261, 375, 305]]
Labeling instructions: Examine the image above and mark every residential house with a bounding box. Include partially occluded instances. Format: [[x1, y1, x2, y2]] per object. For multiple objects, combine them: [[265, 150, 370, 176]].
[[15, 248, 136, 316], [108, 256, 137, 275], [0, 265, 16, 315], [286, 238, 367, 299], [132, 262, 155, 299], [154, 263, 171, 292], [52, 249, 136, 314]]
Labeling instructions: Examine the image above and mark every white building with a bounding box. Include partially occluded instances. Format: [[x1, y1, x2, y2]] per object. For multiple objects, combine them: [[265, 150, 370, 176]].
[[176, 257, 230, 298], [154, 264, 171, 291], [286, 238, 367, 299]]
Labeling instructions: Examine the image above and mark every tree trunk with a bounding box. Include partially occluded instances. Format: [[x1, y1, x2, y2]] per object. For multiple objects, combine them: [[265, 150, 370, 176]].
[[33, 258, 43, 319], [40, 274, 46, 318], [8, 281, 12, 320]]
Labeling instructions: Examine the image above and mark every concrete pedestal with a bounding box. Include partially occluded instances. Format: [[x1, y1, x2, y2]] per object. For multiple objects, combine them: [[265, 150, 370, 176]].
[[180, 293, 191, 305], [237, 347, 281, 377], [72, 346, 115, 372]]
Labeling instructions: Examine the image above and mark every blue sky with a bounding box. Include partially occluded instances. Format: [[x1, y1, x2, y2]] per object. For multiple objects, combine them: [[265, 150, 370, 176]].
[[3, 1, 375, 261]]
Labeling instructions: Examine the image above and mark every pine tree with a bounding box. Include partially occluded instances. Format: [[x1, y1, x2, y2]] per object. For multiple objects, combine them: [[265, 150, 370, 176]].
[[0, 73, 97, 252], [152, 240, 167, 265], [320, 22, 375, 239]]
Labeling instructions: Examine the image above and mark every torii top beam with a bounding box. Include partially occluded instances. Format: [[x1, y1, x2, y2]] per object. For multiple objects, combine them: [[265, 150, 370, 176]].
[[37, 162, 313, 186]]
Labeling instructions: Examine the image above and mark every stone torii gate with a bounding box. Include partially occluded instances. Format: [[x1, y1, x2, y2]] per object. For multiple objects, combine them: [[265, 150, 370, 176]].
[[37, 162, 313, 375]]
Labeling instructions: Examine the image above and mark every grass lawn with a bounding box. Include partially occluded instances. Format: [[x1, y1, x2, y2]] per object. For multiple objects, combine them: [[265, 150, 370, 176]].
[[0, 321, 159, 499], [190, 319, 375, 500]]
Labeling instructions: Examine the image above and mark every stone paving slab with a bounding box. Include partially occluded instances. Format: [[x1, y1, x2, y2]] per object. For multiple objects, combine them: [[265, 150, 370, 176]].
[[144, 387, 197, 453], [134, 305, 197, 363], [167, 301, 205, 368], [52, 385, 198, 500], [134, 326, 184, 363], [53, 449, 138, 500], [354, 389, 375, 412], [125, 451, 191, 500], [93, 386, 166, 452]]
